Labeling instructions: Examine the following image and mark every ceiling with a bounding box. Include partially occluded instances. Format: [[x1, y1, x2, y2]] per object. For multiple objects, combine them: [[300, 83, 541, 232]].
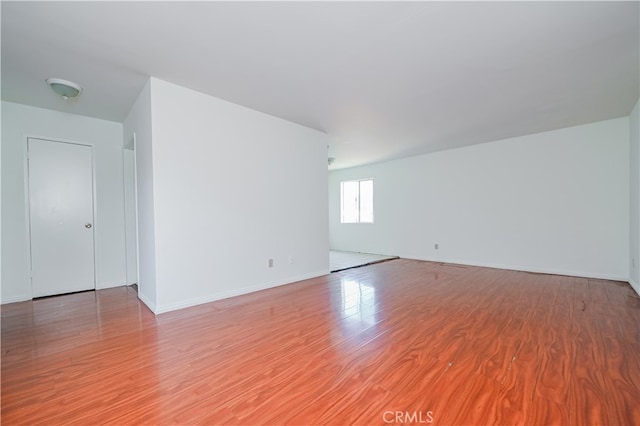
[[2, 2, 639, 170]]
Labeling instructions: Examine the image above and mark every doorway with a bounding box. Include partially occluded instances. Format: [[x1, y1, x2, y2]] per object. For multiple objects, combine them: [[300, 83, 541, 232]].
[[123, 136, 138, 287], [27, 138, 96, 297]]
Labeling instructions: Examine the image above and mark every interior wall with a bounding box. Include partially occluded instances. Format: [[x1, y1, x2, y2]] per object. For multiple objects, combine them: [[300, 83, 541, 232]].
[[330, 117, 629, 281], [147, 78, 330, 313], [123, 80, 157, 310], [0, 102, 2, 304], [630, 98, 639, 294], [1, 101, 126, 303]]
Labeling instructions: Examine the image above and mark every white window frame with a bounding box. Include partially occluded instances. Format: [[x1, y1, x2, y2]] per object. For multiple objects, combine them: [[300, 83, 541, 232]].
[[340, 178, 374, 224]]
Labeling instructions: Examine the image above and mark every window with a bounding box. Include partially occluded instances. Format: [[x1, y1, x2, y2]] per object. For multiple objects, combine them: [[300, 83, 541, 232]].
[[340, 179, 374, 223]]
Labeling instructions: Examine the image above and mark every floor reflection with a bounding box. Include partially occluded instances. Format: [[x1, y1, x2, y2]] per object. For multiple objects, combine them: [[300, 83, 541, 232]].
[[341, 278, 377, 327]]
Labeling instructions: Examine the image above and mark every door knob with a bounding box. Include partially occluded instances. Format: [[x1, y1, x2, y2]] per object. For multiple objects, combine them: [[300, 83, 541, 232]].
[[85, 223, 92, 229]]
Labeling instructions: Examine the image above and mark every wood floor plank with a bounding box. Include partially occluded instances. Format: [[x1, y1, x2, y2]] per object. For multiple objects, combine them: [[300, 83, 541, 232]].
[[2, 259, 639, 425]]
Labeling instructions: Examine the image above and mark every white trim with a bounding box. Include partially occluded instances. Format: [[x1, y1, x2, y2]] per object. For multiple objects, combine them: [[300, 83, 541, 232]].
[[629, 277, 640, 297], [399, 254, 629, 282], [1, 294, 31, 305], [22, 136, 33, 300], [137, 290, 157, 314], [122, 134, 139, 286], [89, 143, 99, 290], [95, 281, 126, 290], [121, 145, 129, 284], [153, 269, 330, 314], [133, 133, 141, 289]]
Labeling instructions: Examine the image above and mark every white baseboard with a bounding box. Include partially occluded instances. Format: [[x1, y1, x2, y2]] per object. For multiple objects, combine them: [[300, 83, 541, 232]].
[[1, 294, 30, 304], [2, 283, 130, 304], [137, 290, 157, 314], [400, 255, 628, 282], [629, 277, 640, 297], [95, 281, 126, 290], [154, 269, 330, 315]]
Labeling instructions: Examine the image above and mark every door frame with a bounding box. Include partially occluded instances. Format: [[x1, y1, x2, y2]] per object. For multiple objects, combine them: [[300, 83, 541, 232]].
[[122, 133, 140, 287], [23, 135, 99, 299]]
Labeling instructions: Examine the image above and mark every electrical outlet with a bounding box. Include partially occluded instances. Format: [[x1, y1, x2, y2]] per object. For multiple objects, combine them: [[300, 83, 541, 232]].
[[434, 243, 439, 250], [289, 255, 294, 265], [268, 259, 274, 268], [633, 258, 636, 269]]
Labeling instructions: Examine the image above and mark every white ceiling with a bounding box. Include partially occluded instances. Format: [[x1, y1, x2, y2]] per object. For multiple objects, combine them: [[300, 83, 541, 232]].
[[2, 1, 639, 169]]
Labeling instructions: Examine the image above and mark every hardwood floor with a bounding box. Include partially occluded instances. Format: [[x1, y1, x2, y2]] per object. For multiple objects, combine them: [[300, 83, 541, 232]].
[[2, 259, 639, 425]]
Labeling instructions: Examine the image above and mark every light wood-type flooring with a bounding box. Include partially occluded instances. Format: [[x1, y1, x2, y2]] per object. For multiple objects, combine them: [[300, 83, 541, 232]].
[[2, 259, 640, 425]]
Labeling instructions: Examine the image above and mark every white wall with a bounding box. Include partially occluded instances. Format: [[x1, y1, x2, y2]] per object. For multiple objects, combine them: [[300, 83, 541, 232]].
[[630, 99, 639, 294], [123, 80, 157, 309], [330, 118, 629, 281], [129, 78, 329, 313], [1, 101, 126, 303]]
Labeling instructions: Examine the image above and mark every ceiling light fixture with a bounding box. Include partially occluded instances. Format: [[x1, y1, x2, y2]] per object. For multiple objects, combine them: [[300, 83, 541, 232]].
[[46, 78, 82, 99]]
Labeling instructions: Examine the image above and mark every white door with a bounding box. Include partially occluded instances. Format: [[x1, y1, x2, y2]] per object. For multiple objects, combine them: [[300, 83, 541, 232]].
[[28, 138, 96, 297]]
